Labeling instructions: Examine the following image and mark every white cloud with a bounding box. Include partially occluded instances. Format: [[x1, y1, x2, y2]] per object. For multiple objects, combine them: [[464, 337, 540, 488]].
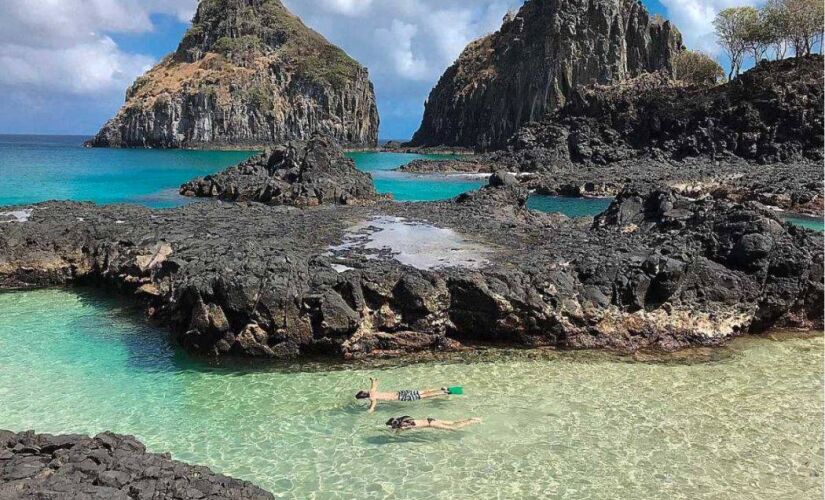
[[0, 0, 733, 137], [0, 0, 196, 102], [660, 0, 762, 53], [0, 38, 154, 94]]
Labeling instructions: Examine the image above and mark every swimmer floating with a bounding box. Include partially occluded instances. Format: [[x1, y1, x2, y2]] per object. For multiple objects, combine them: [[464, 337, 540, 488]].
[[355, 377, 463, 412]]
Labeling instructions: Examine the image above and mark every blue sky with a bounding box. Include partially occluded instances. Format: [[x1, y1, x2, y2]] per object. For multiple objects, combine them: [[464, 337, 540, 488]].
[[0, 0, 748, 140]]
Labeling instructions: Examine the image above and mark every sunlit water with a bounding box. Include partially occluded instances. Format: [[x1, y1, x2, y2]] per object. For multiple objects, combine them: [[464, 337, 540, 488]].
[[0, 136, 819, 231], [0, 135, 255, 208], [347, 151, 484, 201], [0, 289, 821, 499]]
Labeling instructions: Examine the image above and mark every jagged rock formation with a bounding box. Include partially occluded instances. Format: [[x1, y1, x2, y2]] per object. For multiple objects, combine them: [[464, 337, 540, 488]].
[[0, 430, 273, 499], [508, 55, 824, 165], [180, 134, 382, 206], [0, 180, 820, 358], [86, 0, 378, 149], [401, 57, 825, 216], [409, 0, 682, 150]]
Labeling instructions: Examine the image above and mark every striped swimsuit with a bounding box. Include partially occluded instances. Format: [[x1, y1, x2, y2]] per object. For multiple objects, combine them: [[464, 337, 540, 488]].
[[397, 390, 421, 401]]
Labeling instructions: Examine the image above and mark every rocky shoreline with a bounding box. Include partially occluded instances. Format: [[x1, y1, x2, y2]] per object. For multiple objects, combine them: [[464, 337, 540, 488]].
[[1, 170, 821, 359], [0, 430, 273, 499], [397, 57, 824, 217]]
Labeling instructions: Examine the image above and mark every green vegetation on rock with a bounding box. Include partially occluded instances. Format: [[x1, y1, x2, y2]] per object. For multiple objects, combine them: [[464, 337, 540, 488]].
[[177, 0, 360, 87]]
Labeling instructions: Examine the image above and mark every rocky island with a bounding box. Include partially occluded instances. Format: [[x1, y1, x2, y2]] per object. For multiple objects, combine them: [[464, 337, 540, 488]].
[[0, 430, 273, 499], [408, 0, 682, 150], [403, 44, 823, 217], [180, 134, 383, 206], [85, 0, 379, 149]]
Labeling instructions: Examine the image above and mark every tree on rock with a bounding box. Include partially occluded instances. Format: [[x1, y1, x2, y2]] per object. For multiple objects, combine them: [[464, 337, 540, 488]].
[[673, 50, 726, 85], [761, 0, 824, 58], [714, 8, 752, 79]]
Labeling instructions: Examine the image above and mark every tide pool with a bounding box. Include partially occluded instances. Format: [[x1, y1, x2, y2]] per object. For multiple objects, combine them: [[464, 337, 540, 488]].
[[526, 194, 613, 217], [0, 289, 822, 499], [346, 151, 484, 201], [783, 214, 825, 232]]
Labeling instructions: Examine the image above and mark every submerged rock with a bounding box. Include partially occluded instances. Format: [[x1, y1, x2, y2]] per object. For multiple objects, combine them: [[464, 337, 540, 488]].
[[409, 0, 682, 149], [0, 181, 820, 358], [180, 134, 382, 206], [86, 0, 378, 149], [0, 430, 273, 499]]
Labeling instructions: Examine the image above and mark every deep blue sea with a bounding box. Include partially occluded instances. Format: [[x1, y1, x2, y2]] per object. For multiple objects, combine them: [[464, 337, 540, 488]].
[[0, 135, 820, 230]]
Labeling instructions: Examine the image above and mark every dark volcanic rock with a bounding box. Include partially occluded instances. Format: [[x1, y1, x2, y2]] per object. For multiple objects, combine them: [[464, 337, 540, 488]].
[[0, 182, 820, 358], [86, 0, 378, 149], [508, 56, 824, 165], [409, 0, 682, 150], [408, 57, 825, 216], [0, 430, 272, 499], [180, 134, 382, 206]]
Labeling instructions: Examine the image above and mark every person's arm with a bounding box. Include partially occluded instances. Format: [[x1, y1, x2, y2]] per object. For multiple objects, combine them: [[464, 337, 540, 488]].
[[367, 378, 379, 412]]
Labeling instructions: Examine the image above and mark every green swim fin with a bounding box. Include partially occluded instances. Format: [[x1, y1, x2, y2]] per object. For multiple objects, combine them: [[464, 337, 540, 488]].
[[447, 386, 463, 395]]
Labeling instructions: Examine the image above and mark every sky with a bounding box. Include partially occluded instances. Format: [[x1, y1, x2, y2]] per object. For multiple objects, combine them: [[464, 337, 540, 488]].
[[0, 0, 758, 139]]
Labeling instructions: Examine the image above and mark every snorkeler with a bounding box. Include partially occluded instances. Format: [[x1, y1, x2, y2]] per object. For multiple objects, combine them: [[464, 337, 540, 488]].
[[385, 416, 481, 431], [355, 378, 462, 412]]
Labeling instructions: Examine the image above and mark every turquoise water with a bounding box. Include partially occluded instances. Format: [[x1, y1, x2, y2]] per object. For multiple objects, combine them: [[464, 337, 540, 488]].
[[1, 135, 819, 230], [783, 214, 825, 232], [0, 289, 821, 499], [526, 194, 613, 217], [346, 151, 484, 201], [0, 135, 483, 207], [0, 135, 255, 208]]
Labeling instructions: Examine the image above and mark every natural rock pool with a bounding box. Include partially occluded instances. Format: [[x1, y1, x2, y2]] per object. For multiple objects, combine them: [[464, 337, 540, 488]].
[[1, 289, 821, 498]]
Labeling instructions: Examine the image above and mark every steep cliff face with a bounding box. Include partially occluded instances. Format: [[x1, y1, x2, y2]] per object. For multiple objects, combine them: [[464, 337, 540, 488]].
[[87, 0, 378, 149], [409, 0, 682, 150]]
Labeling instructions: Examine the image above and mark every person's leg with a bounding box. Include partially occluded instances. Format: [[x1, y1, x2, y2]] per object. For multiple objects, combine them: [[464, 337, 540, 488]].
[[419, 388, 448, 398], [439, 418, 481, 429]]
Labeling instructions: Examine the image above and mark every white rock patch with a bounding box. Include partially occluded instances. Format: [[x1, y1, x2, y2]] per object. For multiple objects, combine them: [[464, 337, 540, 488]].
[[330, 216, 490, 271], [0, 209, 33, 223]]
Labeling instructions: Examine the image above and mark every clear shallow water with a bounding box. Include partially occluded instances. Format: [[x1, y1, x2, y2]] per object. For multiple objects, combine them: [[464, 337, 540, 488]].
[[0, 289, 821, 499], [527, 194, 613, 217], [783, 214, 825, 232]]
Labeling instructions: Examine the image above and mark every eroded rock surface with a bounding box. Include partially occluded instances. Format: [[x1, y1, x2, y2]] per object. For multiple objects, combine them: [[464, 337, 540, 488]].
[[1, 179, 820, 358], [403, 57, 825, 216], [505, 56, 824, 166], [86, 0, 378, 149], [409, 0, 681, 149], [180, 135, 381, 206], [0, 430, 273, 499]]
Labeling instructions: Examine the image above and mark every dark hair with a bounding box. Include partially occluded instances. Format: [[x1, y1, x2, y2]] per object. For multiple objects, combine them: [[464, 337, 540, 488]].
[[355, 391, 370, 400], [385, 416, 414, 429]]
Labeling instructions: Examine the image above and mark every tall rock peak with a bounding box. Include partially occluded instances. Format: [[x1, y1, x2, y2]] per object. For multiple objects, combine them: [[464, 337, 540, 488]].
[[410, 0, 682, 150], [88, 0, 379, 149]]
